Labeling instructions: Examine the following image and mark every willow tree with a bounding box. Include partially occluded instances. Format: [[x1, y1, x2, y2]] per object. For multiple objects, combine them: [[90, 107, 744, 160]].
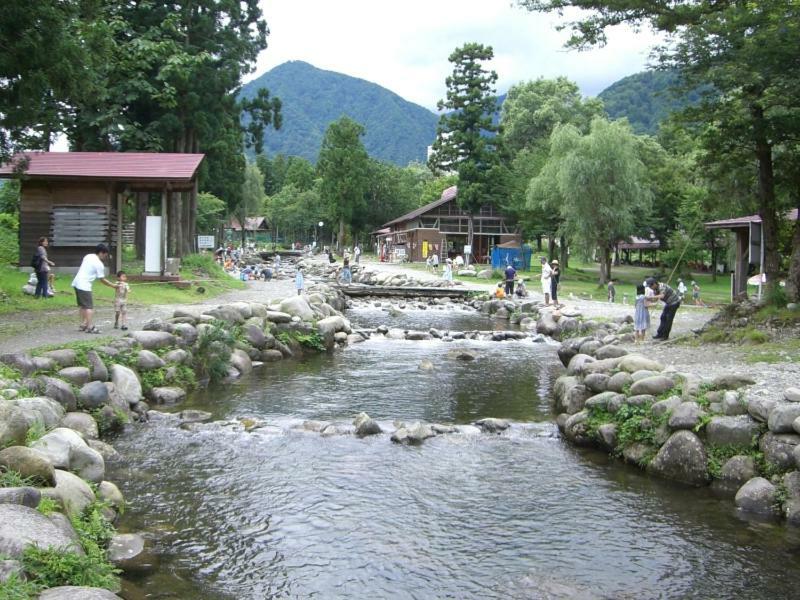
[[529, 118, 652, 284], [429, 43, 502, 265]]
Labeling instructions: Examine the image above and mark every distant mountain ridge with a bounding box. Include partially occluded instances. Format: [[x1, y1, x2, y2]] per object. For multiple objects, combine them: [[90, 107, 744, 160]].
[[239, 61, 439, 165]]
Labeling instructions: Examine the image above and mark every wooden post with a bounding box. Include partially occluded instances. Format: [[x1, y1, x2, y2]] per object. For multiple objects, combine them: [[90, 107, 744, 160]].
[[735, 228, 749, 297], [135, 192, 147, 259], [161, 188, 168, 275], [115, 192, 123, 275]]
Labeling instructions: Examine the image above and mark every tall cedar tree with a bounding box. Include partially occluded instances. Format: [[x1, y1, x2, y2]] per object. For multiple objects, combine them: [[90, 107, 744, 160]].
[[317, 117, 370, 250], [517, 0, 800, 300], [429, 43, 502, 265]]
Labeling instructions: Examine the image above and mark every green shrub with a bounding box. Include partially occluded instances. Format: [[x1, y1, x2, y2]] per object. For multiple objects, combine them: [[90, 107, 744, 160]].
[[275, 330, 326, 352], [0, 470, 37, 488], [90, 407, 129, 437], [194, 323, 235, 383], [0, 572, 40, 599], [139, 364, 197, 394], [36, 496, 60, 516], [0, 362, 21, 381], [25, 421, 47, 446], [22, 546, 119, 591], [0, 213, 19, 266]]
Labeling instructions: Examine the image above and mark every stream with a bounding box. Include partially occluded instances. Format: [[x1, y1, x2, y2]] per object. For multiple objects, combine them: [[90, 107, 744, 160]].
[[109, 307, 800, 599]]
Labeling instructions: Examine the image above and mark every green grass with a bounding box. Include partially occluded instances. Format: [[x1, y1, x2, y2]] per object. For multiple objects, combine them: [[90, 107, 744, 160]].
[[0, 251, 243, 316], [742, 337, 800, 364], [0, 470, 39, 488], [0, 362, 21, 381]]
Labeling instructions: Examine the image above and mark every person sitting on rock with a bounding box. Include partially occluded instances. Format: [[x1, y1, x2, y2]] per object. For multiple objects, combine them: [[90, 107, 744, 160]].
[[494, 282, 506, 299], [514, 279, 528, 298]]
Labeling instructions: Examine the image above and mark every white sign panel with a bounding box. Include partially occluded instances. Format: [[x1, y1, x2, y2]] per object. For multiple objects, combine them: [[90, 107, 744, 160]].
[[144, 216, 162, 273], [197, 235, 215, 249], [463, 245, 472, 255]]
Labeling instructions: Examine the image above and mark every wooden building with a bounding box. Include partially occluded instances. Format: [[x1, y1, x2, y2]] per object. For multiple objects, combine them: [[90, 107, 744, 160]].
[[0, 152, 204, 275], [379, 186, 519, 263], [225, 216, 271, 245]]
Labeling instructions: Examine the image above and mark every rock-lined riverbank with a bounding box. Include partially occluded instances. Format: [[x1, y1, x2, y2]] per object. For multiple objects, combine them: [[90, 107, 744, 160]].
[[553, 330, 800, 524]]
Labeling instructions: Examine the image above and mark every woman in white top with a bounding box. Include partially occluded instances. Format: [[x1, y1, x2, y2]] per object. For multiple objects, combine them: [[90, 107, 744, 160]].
[[540, 257, 553, 305]]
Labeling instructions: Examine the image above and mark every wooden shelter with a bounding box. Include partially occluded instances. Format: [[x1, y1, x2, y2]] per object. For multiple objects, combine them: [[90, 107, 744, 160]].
[[380, 186, 519, 263], [0, 152, 204, 275], [225, 216, 271, 244], [705, 209, 798, 298]]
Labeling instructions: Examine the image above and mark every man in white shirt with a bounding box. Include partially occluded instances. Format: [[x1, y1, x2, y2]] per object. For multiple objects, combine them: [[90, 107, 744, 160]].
[[71, 244, 117, 334], [353, 244, 361, 264], [540, 257, 553, 305]]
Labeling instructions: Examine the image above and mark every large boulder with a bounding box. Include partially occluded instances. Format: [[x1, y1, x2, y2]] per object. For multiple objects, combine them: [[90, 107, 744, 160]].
[[735, 477, 780, 516], [108, 532, 153, 574], [584, 391, 623, 412], [617, 355, 664, 374], [474, 418, 510, 433], [266, 311, 293, 324], [317, 316, 350, 338], [279, 296, 315, 321], [712, 456, 757, 497], [41, 349, 77, 368], [43, 469, 95, 517], [566, 354, 595, 376], [110, 364, 142, 406], [78, 380, 110, 409], [38, 587, 122, 600], [204, 306, 245, 325], [648, 430, 709, 486], [581, 357, 624, 375], [721, 391, 748, 416], [768, 403, 800, 433], [30, 427, 105, 482], [230, 349, 253, 375], [0, 487, 41, 508], [0, 352, 36, 375], [57, 366, 90, 386], [630, 375, 675, 397], [564, 384, 591, 415], [563, 410, 593, 446], [172, 323, 199, 345], [606, 371, 633, 394], [583, 373, 610, 394], [131, 330, 176, 350], [712, 373, 756, 390], [60, 412, 99, 440], [0, 403, 32, 448], [785, 387, 800, 403], [244, 324, 267, 349], [578, 340, 603, 357], [536, 312, 560, 337], [651, 396, 682, 418], [137, 350, 166, 371], [0, 504, 81, 559], [760, 432, 800, 471], [86, 350, 108, 382], [748, 396, 778, 423], [147, 387, 186, 405], [667, 402, 705, 431], [0, 446, 55, 486], [594, 344, 628, 360], [4, 397, 65, 431], [37, 376, 77, 411], [353, 412, 382, 437], [706, 416, 761, 447]]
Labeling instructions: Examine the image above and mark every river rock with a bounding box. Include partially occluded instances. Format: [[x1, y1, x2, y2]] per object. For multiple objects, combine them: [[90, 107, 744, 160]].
[[564, 384, 590, 415], [668, 402, 705, 430], [651, 396, 682, 418], [584, 391, 621, 412], [619, 442, 652, 466], [0, 446, 55, 486], [60, 412, 99, 440], [578, 340, 602, 357], [418, 359, 434, 371], [131, 330, 176, 350], [630, 375, 675, 397], [38, 587, 122, 600], [584, 373, 609, 393], [706, 416, 761, 447], [594, 344, 628, 360], [230, 348, 253, 375], [44, 469, 96, 517], [563, 410, 592, 446], [8, 397, 65, 430], [228, 301, 253, 320], [0, 404, 32, 448], [606, 371, 633, 393], [57, 366, 90, 386], [712, 373, 756, 390], [41, 349, 77, 368], [748, 396, 778, 423], [266, 311, 292, 324], [147, 387, 186, 405], [0, 486, 41, 508], [475, 418, 510, 433], [0, 504, 81, 559], [279, 296, 315, 321], [617, 355, 664, 374], [107, 532, 154, 574], [784, 387, 800, 403], [712, 456, 757, 497], [88, 440, 120, 463], [768, 403, 800, 433], [630, 370, 658, 382], [204, 306, 245, 325], [353, 412, 382, 436], [406, 331, 432, 341], [179, 410, 212, 424], [447, 349, 477, 361], [110, 364, 142, 406], [581, 357, 624, 375], [625, 395, 655, 408], [735, 477, 779, 516], [536, 312, 560, 337], [37, 376, 77, 411], [261, 349, 283, 362], [597, 423, 617, 450], [97, 481, 124, 509], [760, 432, 800, 471], [648, 430, 709, 486], [136, 350, 165, 371], [3, 354, 39, 378], [721, 391, 748, 416], [85, 350, 108, 382], [566, 354, 595, 376], [30, 427, 84, 470], [76, 380, 109, 410], [782, 471, 800, 525], [406, 422, 436, 444], [243, 324, 267, 349]]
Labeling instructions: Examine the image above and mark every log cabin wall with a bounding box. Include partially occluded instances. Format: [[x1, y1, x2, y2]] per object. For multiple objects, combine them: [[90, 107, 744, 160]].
[[19, 180, 118, 272]]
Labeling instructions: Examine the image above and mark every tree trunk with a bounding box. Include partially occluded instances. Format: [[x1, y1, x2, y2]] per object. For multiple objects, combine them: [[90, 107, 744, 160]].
[[173, 192, 183, 258], [560, 236, 568, 268], [599, 246, 611, 285], [466, 214, 474, 267], [135, 192, 147, 260], [786, 194, 800, 303], [751, 102, 780, 298], [536, 235, 542, 251], [710, 234, 717, 283], [338, 218, 345, 252], [548, 236, 556, 262]]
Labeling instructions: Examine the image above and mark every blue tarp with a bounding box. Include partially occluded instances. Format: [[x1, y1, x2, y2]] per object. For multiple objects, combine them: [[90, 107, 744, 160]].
[[491, 245, 532, 271]]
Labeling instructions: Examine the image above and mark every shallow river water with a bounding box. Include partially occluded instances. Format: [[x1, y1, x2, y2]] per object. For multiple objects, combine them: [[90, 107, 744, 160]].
[[110, 307, 800, 599]]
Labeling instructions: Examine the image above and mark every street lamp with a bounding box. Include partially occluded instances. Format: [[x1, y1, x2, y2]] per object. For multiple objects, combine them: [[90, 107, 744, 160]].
[[314, 221, 323, 248]]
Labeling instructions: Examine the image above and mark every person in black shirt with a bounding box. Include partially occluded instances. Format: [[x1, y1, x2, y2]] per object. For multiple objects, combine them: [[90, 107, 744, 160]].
[[504, 264, 516, 296], [550, 259, 560, 307], [647, 277, 681, 340]]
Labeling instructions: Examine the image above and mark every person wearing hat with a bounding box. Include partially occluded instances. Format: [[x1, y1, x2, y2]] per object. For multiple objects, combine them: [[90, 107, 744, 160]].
[[646, 277, 681, 340], [540, 257, 553, 305], [504, 262, 516, 296], [71, 243, 118, 334], [550, 259, 561, 307]]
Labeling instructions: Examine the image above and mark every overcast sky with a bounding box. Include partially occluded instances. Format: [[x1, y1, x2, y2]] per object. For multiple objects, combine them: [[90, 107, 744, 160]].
[[251, 0, 661, 110]]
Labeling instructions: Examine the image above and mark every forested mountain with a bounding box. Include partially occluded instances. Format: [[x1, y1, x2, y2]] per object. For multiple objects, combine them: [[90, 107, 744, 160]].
[[598, 71, 701, 134], [240, 61, 439, 165]]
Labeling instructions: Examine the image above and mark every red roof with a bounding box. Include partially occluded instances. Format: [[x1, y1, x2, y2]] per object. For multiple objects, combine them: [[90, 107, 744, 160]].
[[0, 152, 204, 182]]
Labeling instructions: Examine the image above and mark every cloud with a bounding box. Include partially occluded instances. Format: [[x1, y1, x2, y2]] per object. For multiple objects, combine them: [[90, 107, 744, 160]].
[[253, 0, 659, 109]]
